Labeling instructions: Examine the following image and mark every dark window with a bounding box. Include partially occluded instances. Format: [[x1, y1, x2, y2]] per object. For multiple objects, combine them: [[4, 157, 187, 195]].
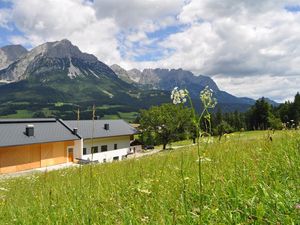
[[113, 156, 119, 161], [91, 146, 98, 153], [114, 144, 118, 150], [101, 145, 107, 152], [83, 148, 87, 155]]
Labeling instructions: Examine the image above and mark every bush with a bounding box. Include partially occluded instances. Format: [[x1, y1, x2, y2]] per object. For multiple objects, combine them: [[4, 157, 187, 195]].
[[214, 120, 234, 136], [268, 114, 283, 130], [32, 111, 46, 118]]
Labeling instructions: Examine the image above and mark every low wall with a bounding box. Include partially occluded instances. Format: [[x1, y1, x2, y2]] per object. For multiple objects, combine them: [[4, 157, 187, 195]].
[[81, 148, 129, 163]]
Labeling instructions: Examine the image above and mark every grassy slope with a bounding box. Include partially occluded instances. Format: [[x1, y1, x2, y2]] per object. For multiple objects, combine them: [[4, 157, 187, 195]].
[[0, 131, 299, 224]]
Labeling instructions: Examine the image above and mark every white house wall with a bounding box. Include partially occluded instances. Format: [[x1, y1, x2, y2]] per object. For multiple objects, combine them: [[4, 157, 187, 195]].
[[74, 139, 83, 160], [80, 136, 131, 163]]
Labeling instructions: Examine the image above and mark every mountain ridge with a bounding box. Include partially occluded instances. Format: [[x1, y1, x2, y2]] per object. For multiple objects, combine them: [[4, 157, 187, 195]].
[[110, 65, 260, 106], [0, 40, 170, 119], [0, 39, 278, 119]]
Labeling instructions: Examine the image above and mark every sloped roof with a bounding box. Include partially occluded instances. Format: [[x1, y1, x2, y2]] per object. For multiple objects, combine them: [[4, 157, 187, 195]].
[[65, 119, 137, 139], [0, 118, 80, 147]]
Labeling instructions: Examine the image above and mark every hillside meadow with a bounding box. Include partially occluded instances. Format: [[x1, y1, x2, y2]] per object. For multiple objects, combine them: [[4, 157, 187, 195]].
[[0, 130, 299, 224]]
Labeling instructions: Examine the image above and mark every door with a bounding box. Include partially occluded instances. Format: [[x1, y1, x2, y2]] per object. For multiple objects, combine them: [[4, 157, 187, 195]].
[[67, 147, 74, 162]]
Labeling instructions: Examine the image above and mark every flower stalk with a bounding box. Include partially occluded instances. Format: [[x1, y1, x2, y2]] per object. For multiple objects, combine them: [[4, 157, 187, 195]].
[[171, 86, 217, 223]]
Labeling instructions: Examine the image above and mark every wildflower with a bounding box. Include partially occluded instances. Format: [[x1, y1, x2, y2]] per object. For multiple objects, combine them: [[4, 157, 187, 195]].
[[196, 157, 212, 162], [171, 87, 189, 105], [200, 86, 217, 108], [137, 188, 151, 195], [141, 216, 149, 223], [295, 204, 300, 210], [203, 137, 214, 144], [0, 187, 8, 192]]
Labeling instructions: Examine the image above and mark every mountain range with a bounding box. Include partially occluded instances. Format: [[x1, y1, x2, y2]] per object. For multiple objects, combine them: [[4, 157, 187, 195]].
[[0, 39, 277, 120], [110, 64, 259, 106]]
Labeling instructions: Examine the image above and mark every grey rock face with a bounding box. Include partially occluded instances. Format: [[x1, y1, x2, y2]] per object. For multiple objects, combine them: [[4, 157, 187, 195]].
[[109, 65, 258, 105], [0, 39, 111, 82], [111, 65, 219, 92], [127, 68, 143, 83], [0, 45, 28, 70], [110, 64, 134, 83]]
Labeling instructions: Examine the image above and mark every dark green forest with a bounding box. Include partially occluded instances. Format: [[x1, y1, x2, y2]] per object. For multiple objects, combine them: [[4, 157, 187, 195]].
[[212, 92, 300, 133], [138, 93, 300, 147]]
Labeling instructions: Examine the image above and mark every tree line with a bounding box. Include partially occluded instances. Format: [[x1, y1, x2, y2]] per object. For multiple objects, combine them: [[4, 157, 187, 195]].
[[138, 92, 300, 148]]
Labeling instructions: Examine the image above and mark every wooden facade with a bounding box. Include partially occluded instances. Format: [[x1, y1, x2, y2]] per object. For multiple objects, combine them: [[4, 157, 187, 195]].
[[0, 140, 74, 174]]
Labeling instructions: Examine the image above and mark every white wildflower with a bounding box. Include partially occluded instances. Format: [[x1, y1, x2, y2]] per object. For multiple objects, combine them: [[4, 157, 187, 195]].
[[184, 177, 190, 181], [171, 87, 188, 105], [0, 187, 8, 192], [203, 137, 214, 144], [200, 86, 217, 108], [196, 157, 212, 163], [137, 188, 152, 195]]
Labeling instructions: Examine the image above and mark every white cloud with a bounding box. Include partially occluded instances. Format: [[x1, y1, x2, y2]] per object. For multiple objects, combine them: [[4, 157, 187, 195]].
[[0, 8, 12, 29], [147, 0, 300, 101], [93, 0, 183, 28], [214, 74, 300, 102], [9, 0, 121, 64], [1, 0, 299, 101]]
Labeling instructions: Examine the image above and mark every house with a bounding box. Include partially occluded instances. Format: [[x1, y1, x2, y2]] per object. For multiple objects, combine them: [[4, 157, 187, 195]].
[[65, 120, 137, 163], [0, 118, 82, 174]]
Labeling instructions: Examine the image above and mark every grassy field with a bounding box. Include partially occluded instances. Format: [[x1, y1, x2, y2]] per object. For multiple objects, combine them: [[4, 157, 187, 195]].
[[0, 110, 33, 118], [0, 131, 299, 224]]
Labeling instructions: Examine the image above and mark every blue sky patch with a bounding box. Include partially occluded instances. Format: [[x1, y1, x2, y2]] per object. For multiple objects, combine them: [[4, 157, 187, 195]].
[[116, 24, 183, 62], [117, 25, 182, 62], [0, 25, 27, 48], [0, 0, 12, 8], [146, 24, 187, 41], [285, 5, 300, 13]]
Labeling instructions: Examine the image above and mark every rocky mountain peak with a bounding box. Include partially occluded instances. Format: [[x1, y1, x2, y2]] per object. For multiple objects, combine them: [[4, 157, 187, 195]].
[[110, 64, 126, 73], [0, 44, 28, 70], [29, 39, 98, 62], [1, 45, 28, 60], [0, 39, 115, 82], [110, 64, 136, 83]]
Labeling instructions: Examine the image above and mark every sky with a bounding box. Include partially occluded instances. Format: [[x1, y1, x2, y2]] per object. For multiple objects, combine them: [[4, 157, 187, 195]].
[[0, 0, 300, 102]]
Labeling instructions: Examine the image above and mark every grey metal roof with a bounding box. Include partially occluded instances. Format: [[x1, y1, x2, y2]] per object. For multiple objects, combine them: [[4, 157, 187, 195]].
[[0, 118, 80, 147], [65, 119, 137, 139]]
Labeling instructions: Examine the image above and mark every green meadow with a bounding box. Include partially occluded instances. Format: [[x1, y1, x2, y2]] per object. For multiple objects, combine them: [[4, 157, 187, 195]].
[[0, 131, 299, 224]]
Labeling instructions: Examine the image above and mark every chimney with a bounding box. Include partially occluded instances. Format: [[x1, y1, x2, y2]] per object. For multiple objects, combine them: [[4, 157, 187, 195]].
[[104, 123, 109, 130], [73, 128, 78, 135], [25, 125, 34, 137]]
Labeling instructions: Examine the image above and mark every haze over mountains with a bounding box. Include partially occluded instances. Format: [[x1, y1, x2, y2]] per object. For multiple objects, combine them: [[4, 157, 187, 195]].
[[0, 39, 277, 119]]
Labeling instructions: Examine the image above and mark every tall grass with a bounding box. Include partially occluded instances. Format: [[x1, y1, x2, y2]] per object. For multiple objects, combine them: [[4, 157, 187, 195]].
[[0, 131, 299, 224]]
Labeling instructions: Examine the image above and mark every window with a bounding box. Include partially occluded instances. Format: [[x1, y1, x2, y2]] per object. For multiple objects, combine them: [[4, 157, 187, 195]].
[[101, 145, 107, 152], [91, 146, 98, 153], [114, 144, 118, 150], [83, 148, 87, 155], [113, 156, 119, 161]]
